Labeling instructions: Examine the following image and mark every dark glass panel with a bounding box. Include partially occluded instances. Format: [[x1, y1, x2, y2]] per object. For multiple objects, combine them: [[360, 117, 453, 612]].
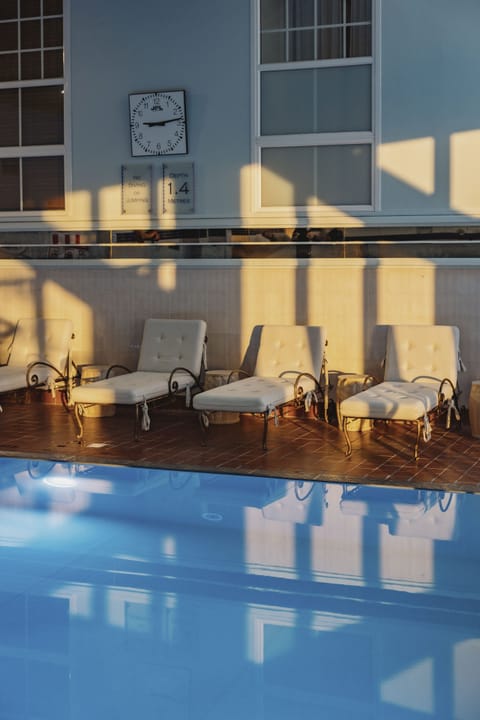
[[0, 53, 18, 81], [346, 0, 371, 22], [347, 24, 371, 57], [43, 17, 62, 46], [261, 31, 286, 63], [0, 88, 19, 146], [22, 155, 64, 210], [0, 1, 18, 21], [288, 0, 314, 28], [21, 85, 63, 145], [20, 0, 41, 18], [261, 0, 285, 30], [0, 158, 20, 211], [317, 0, 343, 25], [20, 19, 41, 49], [288, 29, 314, 61], [43, 48, 62, 77], [317, 27, 342, 59], [21, 50, 41, 79], [0, 22, 18, 52], [44, 0, 63, 16]]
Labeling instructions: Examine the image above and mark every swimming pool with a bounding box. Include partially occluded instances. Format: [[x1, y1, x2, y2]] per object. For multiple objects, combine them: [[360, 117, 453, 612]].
[[0, 456, 478, 719]]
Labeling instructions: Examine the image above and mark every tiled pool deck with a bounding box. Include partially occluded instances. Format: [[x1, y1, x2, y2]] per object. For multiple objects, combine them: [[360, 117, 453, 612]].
[[1, 398, 479, 493]]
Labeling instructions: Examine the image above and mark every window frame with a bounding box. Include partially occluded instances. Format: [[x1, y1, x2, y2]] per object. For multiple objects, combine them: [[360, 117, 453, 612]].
[[252, 0, 380, 218], [0, 0, 70, 217]]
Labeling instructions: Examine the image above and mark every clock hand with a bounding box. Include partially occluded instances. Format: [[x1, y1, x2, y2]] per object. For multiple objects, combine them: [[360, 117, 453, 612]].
[[143, 117, 184, 127]]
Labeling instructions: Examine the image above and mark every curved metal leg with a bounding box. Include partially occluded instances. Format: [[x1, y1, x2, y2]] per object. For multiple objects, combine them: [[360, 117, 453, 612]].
[[198, 411, 209, 446], [414, 420, 422, 460], [134, 404, 140, 441], [74, 403, 84, 443], [262, 410, 269, 451], [342, 416, 352, 457]]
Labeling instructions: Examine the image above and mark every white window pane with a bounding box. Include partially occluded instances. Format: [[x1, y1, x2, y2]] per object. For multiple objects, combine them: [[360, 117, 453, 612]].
[[314, 64, 371, 132], [261, 144, 371, 207], [315, 144, 371, 204], [261, 65, 371, 135], [261, 146, 314, 206], [261, 69, 315, 134]]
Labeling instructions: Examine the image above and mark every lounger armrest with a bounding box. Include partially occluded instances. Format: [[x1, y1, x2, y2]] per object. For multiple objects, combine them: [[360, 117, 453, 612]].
[[26, 360, 66, 387], [106, 364, 131, 378], [168, 366, 202, 394], [438, 377, 461, 428], [279, 370, 321, 396]]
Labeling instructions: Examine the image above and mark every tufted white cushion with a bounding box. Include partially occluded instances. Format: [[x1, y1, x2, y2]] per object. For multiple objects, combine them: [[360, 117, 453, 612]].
[[340, 325, 460, 422], [254, 325, 326, 378], [384, 324, 460, 386], [5, 318, 73, 387], [193, 325, 326, 415], [193, 374, 318, 414], [71, 318, 206, 407], [340, 381, 440, 421], [137, 318, 206, 375]]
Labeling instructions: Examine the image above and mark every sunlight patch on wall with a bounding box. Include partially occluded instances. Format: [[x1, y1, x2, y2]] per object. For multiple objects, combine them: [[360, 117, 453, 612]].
[[454, 638, 480, 718], [378, 137, 435, 195], [450, 129, 480, 217], [42, 280, 92, 364], [61, 190, 93, 228], [375, 263, 436, 325], [381, 658, 433, 714], [157, 262, 177, 291]]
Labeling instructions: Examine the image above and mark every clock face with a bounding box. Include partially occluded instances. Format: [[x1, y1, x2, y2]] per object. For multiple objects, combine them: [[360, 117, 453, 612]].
[[129, 90, 187, 156]]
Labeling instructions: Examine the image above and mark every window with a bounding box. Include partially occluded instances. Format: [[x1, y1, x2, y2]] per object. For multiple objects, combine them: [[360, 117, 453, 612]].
[[256, 0, 375, 211], [0, 0, 65, 212]]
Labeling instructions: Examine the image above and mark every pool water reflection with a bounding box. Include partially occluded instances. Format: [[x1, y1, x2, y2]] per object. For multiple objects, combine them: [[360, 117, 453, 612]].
[[0, 457, 478, 719]]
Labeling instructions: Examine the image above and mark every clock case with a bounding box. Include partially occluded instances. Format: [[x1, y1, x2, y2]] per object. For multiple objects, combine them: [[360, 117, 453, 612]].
[[129, 89, 188, 157]]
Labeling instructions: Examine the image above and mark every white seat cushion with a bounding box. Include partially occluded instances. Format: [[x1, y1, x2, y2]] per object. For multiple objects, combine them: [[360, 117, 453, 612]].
[[71, 370, 196, 406], [0, 366, 29, 392], [193, 374, 317, 414], [340, 381, 440, 422], [193, 324, 326, 416]]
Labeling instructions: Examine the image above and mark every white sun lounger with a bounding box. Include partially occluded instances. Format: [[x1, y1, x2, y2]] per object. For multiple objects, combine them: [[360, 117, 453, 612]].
[[340, 324, 462, 459], [193, 324, 328, 449], [0, 317, 74, 407], [71, 318, 207, 441]]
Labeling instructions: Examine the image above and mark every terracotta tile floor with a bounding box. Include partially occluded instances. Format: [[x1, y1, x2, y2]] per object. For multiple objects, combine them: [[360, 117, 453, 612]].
[[1, 398, 479, 494]]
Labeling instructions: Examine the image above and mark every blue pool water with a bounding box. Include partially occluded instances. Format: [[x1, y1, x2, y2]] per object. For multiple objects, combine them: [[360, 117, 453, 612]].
[[0, 457, 479, 719]]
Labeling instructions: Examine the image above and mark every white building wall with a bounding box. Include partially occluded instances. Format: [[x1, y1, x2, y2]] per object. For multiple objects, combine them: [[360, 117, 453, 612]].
[[0, 0, 475, 233]]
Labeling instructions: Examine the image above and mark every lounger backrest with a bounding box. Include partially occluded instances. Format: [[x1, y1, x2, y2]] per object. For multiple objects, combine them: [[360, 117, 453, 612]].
[[137, 318, 207, 374], [8, 318, 73, 371], [253, 325, 327, 379], [383, 324, 460, 384]]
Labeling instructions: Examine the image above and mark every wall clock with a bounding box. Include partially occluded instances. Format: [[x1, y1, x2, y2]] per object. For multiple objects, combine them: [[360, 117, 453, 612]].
[[129, 90, 187, 156]]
